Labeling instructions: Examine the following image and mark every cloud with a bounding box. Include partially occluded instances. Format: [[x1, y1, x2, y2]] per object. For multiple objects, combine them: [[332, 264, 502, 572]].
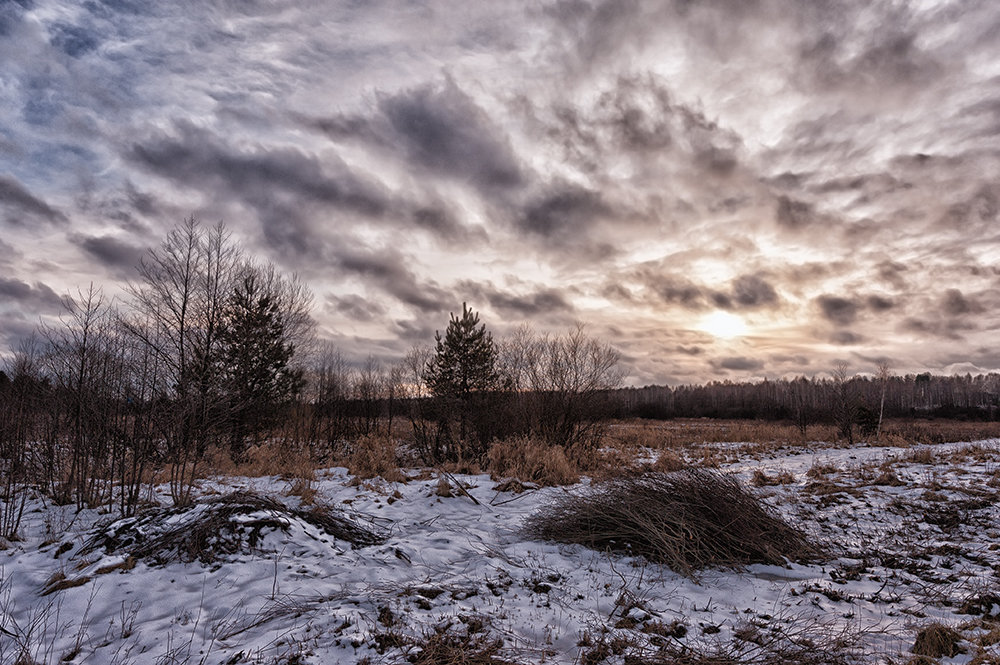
[[716, 356, 763, 371], [0, 277, 64, 311], [816, 295, 859, 326], [941, 288, 983, 316], [330, 245, 450, 314], [72, 234, 145, 273], [0, 175, 65, 226]]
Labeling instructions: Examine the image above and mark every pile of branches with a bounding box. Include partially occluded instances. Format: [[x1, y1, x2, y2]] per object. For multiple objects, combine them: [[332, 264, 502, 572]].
[[524, 469, 824, 577], [79, 491, 385, 565]]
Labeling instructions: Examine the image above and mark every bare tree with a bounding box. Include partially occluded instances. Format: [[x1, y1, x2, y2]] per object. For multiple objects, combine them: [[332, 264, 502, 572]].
[[122, 219, 238, 504], [523, 326, 624, 455], [831, 362, 858, 445], [875, 360, 892, 441]]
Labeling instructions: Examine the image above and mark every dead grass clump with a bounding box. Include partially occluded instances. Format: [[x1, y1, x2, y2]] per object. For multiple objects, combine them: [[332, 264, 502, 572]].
[[486, 437, 579, 486], [751, 469, 796, 487], [806, 462, 840, 478], [207, 442, 317, 480], [905, 447, 937, 465], [377, 616, 520, 664], [523, 469, 824, 578], [911, 623, 965, 658], [40, 571, 91, 596], [348, 435, 405, 483], [649, 450, 686, 473], [79, 491, 385, 565]]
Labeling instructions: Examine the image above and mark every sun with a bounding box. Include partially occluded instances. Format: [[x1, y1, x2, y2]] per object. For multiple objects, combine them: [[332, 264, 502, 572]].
[[697, 311, 748, 340]]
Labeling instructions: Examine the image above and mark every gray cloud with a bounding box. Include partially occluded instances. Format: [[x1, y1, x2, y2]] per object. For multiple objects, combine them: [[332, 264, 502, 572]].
[[0, 175, 65, 225], [816, 295, 859, 326], [73, 234, 145, 273], [2, 0, 1000, 382], [716, 356, 763, 372], [0, 277, 64, 311], [941, 288, 983, 317]]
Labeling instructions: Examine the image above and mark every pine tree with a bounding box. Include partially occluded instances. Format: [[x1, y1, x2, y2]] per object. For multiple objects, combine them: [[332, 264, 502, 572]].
[[424, 303, 503, 457], [425, 303, 501, 399], [219, 270, 303, 456]]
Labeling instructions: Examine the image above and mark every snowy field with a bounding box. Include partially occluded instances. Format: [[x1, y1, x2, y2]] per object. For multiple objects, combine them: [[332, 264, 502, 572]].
[[3, 439, 1000, 664]]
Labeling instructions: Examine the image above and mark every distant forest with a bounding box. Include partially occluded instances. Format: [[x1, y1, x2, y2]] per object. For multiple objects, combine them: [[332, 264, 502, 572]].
[[614, 372, 1000, 423]]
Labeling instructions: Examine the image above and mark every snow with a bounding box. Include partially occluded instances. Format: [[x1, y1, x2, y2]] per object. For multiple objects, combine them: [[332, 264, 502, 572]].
[[2, 438, 1000, 664]]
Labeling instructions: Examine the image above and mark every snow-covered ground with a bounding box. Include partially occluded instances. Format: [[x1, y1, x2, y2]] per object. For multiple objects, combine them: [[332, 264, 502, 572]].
[[3, 439, 1000, 664]]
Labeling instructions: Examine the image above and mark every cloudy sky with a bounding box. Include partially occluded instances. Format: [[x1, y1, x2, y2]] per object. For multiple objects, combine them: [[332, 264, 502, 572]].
[[2, 0, 1000, 385]]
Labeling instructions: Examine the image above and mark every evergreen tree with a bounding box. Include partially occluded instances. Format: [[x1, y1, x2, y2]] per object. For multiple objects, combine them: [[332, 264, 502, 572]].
[[219, 270, 304, 456], [425, 303, 501, 399], [424, 303, 504, 458]]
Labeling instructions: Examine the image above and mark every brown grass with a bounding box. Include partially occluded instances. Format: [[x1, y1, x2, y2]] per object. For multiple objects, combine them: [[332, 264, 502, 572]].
[[348, 435, 406, 483], [40, 571, 91, 596], [606, 418, 1000, 450], [524, 469, 824, 578], [79, 491, 385, 564], [375, 616, 520, 664], [911, 623, 965, 658], [751, 469, 796, 486], [486, 437, 579, 486], [205, 442, 316, 480]]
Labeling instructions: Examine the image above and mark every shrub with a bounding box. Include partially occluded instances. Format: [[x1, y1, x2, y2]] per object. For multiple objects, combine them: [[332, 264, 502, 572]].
[[486, 436, 578, 486], [523, 469, 824, 578], [349, 435, 405, 483]]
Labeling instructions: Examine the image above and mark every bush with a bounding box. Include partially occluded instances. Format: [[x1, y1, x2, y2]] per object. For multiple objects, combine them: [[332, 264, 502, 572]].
[[523, 469, 823, 578], [486, 436, 579, 486], [348, 434, 405, 483]]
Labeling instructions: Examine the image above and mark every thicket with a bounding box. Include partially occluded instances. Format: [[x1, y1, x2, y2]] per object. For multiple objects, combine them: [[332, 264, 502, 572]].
[[0, 219, 625, 534]]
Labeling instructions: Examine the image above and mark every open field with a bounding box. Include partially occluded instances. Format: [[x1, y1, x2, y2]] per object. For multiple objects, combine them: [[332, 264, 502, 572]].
[[3, 426, 1000, 664]]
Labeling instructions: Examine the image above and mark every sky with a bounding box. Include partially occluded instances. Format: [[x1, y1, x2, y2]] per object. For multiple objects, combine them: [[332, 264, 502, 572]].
[[2, 0, 1000, 386]]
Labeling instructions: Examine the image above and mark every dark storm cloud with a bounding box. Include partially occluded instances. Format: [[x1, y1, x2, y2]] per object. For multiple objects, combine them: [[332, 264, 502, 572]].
[[130, 122, 390, 218], [642, 270, 779, 312], [328, 294, 386, 323], [716, 356, 763, 372], [941, 289, 983, 317], [307, 80, 523, 192], [457, 280, 575, 318], [730, 274, 777, 308], [0, 277, 63, 311], [518, 185, 611, 239], [775, 196, 816, 230], [830, 330, 864, 346], [0, 175, 65, 225], [866, 295, 895, 312], [50, 22, 100, 58], [378, 81, 524, 191], [72, 234, 145, 272], [816, 295, 858, 326], [331, 245, 449, 314]]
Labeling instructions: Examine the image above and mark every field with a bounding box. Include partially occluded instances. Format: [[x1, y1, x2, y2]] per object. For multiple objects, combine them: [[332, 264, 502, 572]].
[[3, 421, 1000, 664]]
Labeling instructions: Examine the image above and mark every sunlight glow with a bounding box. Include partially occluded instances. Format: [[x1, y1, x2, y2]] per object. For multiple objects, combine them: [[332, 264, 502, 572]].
[[697, 311, 748, 340]]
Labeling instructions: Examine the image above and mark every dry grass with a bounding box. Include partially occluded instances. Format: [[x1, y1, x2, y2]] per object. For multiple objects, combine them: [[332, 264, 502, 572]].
[[348, 435, 406, 483], [606, 418, 1000, 451], [751, 469, 796, 486], [911, 623, 965, 658], [606, 420, 836, 449], [486, 437, 579, 486], [79, 491, 385, 565], [375, 616, 521, 665], [524, 469, 824, 578], [205, 442, 316, 481]]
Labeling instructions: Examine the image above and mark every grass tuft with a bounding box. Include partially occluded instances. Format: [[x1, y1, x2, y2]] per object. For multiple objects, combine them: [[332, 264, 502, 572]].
[[524, 469, 824, 578]]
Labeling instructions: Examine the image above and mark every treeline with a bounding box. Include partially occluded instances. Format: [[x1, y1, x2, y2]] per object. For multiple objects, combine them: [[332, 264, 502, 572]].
[[0, 219, 624, 537], [615, 371, 1000, 423]]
